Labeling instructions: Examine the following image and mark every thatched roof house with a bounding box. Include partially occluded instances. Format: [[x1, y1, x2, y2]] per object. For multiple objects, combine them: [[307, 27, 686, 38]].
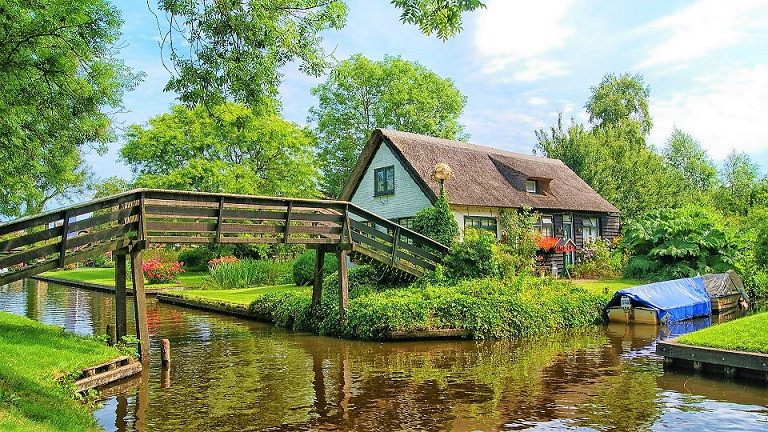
[[339, 129, 621, 271]]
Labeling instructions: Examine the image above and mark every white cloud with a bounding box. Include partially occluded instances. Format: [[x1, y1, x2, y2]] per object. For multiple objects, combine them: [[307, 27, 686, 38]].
[[474, 0, 575, 78], [638, 0, 768, 68], [528, 97, 548, 106], [649, 64, 768, 161]]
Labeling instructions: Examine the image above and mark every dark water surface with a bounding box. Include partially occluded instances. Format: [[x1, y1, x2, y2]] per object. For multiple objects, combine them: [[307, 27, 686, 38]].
[[2, 279, 768, 431]]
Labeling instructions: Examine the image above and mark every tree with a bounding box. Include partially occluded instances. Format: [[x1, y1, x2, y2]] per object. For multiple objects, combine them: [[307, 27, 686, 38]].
[[585, 72, 652, 136], [120, 103, 318, 197], [536, 73, 682, 220], [154, 0, 484, 109], [662, 128, 717, 193], [93, 177, 132, 198], [713, 150, 763, 216], [0, 0, 142, 217], [310, 54, 467, 196]]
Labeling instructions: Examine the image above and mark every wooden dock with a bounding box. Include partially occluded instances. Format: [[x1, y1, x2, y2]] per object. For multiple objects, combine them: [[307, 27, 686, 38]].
[[657, 339, 768, 382], [72, 356, 143, 393]]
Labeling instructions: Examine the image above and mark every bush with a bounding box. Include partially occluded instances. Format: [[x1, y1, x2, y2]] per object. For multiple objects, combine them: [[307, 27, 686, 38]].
[[498, 207, 540, 275], [413, 185, 459, 246], [622, 206, 737, 281], [142, 260, 185, 284], [83, 252, 113, 268], [292, 250, 339, 286], [142, 246, 180, 265], [204, 259, 294, 290], [248, 272, 608, 340], [208, 256, 238, 267], [572, 238, 625, 279], [443, 228, 501, 280], [178, 247, 217, 272]]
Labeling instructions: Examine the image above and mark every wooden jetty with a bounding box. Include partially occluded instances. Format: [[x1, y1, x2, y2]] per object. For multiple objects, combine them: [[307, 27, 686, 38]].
[[657, 339, 768, 382], [0, 189, 449, 361], [72, 356, 143, 393]]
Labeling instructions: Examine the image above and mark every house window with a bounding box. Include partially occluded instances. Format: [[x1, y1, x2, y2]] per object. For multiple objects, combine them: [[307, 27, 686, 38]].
[[534, 215, 554, 237], [464, 216, 497, 236], [374, 166, 395, 196], [562, 214, 573, 239], [526, 179, 538, 194], [398, 217, 414, 229], [582, 217, 600, 241]]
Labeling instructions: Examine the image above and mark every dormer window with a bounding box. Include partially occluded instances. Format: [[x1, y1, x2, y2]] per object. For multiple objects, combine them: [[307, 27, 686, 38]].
[[526, 179, 539, 194]]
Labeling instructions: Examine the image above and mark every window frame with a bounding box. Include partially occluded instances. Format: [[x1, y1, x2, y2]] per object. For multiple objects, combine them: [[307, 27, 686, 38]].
[[464, 216, 498, 236], [526, 179, 539, 194], [534, 214, 554, 237], [373, 165, 395, 196], [582, 217, 600, 241]]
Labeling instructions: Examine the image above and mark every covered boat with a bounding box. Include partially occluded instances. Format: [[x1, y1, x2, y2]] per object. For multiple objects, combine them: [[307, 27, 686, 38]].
[[701, 270, 749, 313], [604, 276, 711, 325]]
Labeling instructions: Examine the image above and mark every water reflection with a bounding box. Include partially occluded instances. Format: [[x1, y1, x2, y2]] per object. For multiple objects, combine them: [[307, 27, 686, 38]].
[[1, 280, 768, 431]]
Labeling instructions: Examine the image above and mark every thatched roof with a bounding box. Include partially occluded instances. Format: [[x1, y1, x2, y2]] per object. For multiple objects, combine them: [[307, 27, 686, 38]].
[[339, 129, 620, 214]]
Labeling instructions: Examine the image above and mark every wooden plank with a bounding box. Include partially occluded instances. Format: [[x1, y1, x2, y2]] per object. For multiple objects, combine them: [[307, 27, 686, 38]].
[[58, 210, 71, 267], [398, 238, 444, 264], [395, 250, 435, 271], [74, 361, 142, 393], [283, 201, 293, 243], [350, 219, 393, 244], [221, 224, 283, 234], [0, 192, 141, 237], [338, 249, 348, 320], [115, 253, 127, 341], [68, 205, 140, 234], [215, 197, 224, 243], [657, 340, 768, 372], [146, 221, 217, 233], [131, 248, 150, 362], [0, 225, 63, 253], [312, 248, 325, 307], [144, 205, 219, 219], [0, 259, 59, 287], [351, 231, 391, 254], [63, 239, 132, 267], [0, 242, 59, 269], [286, 237, 338, 245], [65, 222, 139, 251], [390, 226, 400, 265], [146, 236, 214, 244]]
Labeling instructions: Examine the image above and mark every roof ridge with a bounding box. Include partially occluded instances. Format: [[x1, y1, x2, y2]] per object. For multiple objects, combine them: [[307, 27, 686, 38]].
[[378, 128, 564, 165]]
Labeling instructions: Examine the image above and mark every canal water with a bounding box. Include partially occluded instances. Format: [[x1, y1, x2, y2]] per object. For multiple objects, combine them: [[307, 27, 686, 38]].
[[2, 279, 768, 431]]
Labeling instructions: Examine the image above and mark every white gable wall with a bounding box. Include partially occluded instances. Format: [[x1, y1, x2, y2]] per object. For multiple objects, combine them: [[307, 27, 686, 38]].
[[350, 142, 433, 221]]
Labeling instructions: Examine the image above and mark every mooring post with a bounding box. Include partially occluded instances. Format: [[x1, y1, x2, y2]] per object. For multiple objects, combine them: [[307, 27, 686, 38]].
[[312, 247, 325, 307], [130, 246, 150, 362], [337, 249, 348, 320], [115, 252, 128, 342], [161, 339, 171, 367]]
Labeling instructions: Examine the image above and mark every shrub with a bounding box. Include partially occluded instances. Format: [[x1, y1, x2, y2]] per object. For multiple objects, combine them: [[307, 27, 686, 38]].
[[622, 206, 737, 281], [143, 246, 180, 265], [498, 207, 540, 276], [83, 252, 113, 268], [572, 238, 625, 279], [413, 185, 459, 246], [204, 259, 294, 290], [142, 260, 185, 284], [443, 228, 501, 280], [178, 245, 236, 271], [292, 250, 339, 286]]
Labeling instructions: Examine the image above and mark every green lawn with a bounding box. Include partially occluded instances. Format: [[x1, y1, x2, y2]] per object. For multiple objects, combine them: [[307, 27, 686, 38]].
[[43, 267, 208, 289], [0, 312, 122, 432], [571, 278, 646, 295], [677, 312, 768, 354], [175, 284, 306, 306]]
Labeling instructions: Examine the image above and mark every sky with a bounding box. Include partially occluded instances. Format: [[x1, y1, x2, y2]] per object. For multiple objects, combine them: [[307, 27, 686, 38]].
[[97, 0, 768, 183]]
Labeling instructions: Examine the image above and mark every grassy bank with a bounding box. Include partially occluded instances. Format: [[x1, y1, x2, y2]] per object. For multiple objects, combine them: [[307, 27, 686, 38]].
[[172, 284, 304, 306], [43, 268, 207, 289], [677, 312, 768, 354], [571, 278, 646, 295], [0, 312, 121, 431]]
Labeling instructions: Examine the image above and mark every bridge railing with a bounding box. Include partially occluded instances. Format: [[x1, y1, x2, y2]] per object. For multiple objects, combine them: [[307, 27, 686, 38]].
[[0, 189, 450, 285], [0, 191, 144, 286]]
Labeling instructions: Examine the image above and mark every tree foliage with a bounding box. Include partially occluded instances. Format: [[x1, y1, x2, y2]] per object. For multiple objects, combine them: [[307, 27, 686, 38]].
[[622, 206, 737, 281], [310, 54, 467, 195], [585, 72, 652, 135], [662, 128, 717, 193], [413, 185, 460, 246], [153, 0, 482, 109], [120, 103, 318, 197], [0, 0, 142, 216], [712, 150, 765, 216]]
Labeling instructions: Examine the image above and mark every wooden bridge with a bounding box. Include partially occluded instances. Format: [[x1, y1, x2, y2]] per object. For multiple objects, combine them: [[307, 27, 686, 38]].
[[0, 189, 449, 360]]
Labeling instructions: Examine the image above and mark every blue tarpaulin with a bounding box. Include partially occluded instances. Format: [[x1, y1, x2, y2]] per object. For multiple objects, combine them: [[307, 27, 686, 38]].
[[604, 276, 711, 323]]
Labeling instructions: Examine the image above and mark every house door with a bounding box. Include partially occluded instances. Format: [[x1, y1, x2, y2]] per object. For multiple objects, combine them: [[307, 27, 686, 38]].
[[562, 214, 575, 266]]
